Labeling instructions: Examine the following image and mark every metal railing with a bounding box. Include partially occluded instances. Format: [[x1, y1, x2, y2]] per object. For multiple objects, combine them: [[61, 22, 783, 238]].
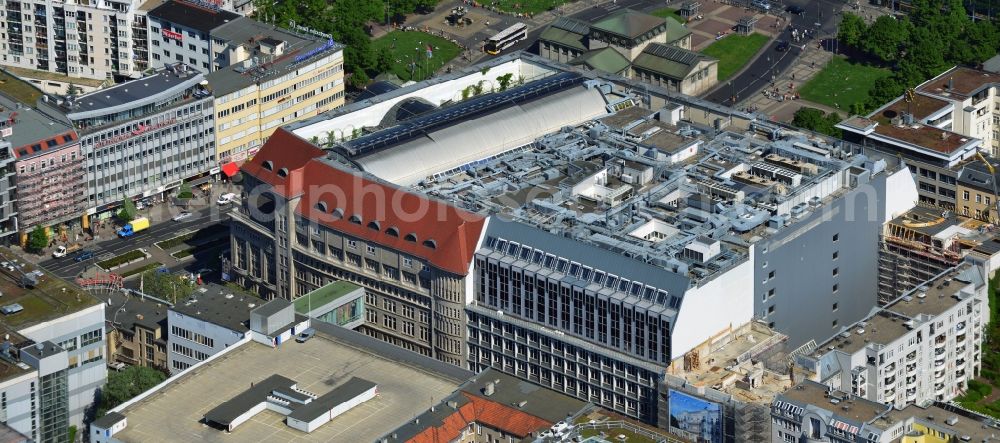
[[570, 420, 686, 443]]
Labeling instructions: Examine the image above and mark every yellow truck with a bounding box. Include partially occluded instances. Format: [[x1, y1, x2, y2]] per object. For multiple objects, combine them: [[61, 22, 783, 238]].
[[117, 217, 150, 237]]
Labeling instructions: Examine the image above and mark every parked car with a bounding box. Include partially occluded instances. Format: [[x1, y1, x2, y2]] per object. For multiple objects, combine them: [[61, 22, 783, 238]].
[[296, 328, 316, 343], [74, 251, 95, 262], [217, 193, 237, 205], [172, 211, 194, 222]]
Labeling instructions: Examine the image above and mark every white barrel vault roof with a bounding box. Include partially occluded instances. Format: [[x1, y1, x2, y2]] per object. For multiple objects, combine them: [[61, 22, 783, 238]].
[[355, 86, 609, 186]]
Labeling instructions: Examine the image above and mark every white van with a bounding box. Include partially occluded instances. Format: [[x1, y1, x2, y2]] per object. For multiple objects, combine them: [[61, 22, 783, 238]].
[[217, 193, 237, 205]]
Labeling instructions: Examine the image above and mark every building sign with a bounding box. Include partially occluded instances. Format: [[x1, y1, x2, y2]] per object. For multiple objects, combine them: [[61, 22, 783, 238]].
[[293, 39, 337, 64], [0, 127, 11, 138], [163, 29, 183, 41], [94, 118, 176, 148]]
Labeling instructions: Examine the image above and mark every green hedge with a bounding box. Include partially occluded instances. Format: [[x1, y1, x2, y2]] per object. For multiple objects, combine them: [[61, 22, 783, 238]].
[[97, 250, 146, 270], [121, 262, 163, 278]]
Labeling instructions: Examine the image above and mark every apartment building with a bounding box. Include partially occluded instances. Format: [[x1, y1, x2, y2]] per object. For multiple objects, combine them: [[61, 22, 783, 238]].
[[146, 0, 239, 73], [799, 263, 987, 410], [956, 158, 1000, 222], [771, 380, 1000, 443], [167, 284, 261, 373], [0, 75, 89, 241], [104, 291, 168, 371], [231, 128, 487, 367], [57, 63, 215, 216], [205, 19, 344, 165], [0, 0, 149, 81], [837, 114, 978, 211], [915, 67, 1000, 157]]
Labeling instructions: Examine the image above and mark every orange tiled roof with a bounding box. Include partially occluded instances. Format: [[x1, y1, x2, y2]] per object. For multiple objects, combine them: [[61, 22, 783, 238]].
[[406, 393, 554, 443], [242, 128, 486, 276]]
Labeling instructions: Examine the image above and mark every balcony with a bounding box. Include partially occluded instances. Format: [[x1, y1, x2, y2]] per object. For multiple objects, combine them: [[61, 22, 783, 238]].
[[884, 387, 896, 397], [906, 363, 917, 373], [885, 375, 896, 385], [906, 351, 917, 362], [885, 362, 896, 372], [934, 383, 946, 396], [956, 322, 967, 333], [935, 368, 946, 379], [956, 369, 966, 378], [906, 376, 917, 386], [956, 333, 967, 344], [956, 359, 967, 370], [906, 388, 917, 401]]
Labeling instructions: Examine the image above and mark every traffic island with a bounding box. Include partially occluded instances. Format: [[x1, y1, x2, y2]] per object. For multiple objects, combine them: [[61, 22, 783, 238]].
[[97, 249, 151, 271]]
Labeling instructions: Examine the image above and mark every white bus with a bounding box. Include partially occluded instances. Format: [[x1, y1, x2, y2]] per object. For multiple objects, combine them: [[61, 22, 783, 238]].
[[485, 23, 528, 55]]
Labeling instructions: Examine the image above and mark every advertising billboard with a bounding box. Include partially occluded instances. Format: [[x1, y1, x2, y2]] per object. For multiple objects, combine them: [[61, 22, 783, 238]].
[[669, 390, 723, 443]]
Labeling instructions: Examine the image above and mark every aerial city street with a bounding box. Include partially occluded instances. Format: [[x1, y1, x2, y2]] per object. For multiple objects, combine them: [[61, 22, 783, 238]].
[[2, 0, 1000, 441]]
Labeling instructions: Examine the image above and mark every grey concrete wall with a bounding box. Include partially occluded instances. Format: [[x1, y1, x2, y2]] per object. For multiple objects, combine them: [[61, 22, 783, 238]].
[[754, 174, 891, 349]]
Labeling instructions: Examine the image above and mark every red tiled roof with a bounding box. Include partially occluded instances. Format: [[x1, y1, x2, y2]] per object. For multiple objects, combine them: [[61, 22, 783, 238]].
[[240, 128, 326, 198], [242, 128, 486, 276], [406, 393, 554, 443]]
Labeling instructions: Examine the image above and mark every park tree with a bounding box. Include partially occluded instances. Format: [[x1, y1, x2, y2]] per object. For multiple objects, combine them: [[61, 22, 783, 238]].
[[792, 108, 843, 138], [139, 269, 194, 303], [375, 47, 394, 74], [907, 27, 948, 79], [351, 70, 371, 89], [837, 13, 866, 48], [97, 366, 167, 417], [118, 198, 137, 222], [176, 182, 193, 199], [865, 76, 904, 110], [861, 16, 908, 63], [27, 225, 48, 253], [962, 19, 1000, 64]]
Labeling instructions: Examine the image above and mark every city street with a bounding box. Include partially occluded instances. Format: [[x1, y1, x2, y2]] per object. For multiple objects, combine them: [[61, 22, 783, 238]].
[[38, 203, 234, 281], [703, 0, 845, 105]]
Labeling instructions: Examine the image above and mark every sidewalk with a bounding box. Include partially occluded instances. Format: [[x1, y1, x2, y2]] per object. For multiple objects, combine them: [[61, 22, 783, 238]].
[[17, 181, 237, 266], [736, 43, 837, 122]]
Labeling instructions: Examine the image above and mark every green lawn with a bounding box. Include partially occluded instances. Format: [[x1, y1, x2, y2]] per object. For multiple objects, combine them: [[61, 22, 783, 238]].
[[371, 31, 461, 82], [121, 262, 163, 278], [799, 57, 892, 111], [490, 0, 570, 15], [650, 7, 685, 23], [700, 33, 770, 82], [0, 69, 42, 105]]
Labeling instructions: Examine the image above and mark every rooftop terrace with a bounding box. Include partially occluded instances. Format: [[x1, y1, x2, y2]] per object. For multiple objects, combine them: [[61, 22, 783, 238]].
[[0, 248, 99, 332], [293, 281, 361, 313]]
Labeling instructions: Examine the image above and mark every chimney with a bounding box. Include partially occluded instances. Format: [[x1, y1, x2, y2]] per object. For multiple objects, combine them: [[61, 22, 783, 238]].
[[484, 382, 495, 396], [948, 76, 954, 90]]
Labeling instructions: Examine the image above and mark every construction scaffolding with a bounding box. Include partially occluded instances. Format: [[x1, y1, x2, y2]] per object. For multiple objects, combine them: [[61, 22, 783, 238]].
[[877, 212, 962, 305]]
